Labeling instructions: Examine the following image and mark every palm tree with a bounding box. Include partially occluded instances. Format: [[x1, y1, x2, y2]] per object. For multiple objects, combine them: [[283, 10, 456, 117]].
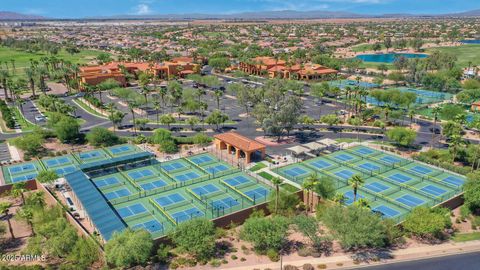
[[408, 109, 415, 127], [271, 177, 283, 214], [303, 175, 318, 212], [449, 134, 464, 163], [11, 182, 27, 206], [153, 100, 161, 124], [0, 69, 10, 100], [214, 89, 224, 110], [128, 100, 139, 135], [0, 202, 14, 239], [431, 107, 441, 148], [348, 175, 365, 202], [25, 68, 36, 98], [332, 193, 346, 205], [354, 198, 371, 209], [16, 207, 34, 236]]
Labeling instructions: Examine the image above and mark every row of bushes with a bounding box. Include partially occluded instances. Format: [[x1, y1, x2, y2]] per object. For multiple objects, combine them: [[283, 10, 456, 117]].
[[84, 94, 104, 109], [0, 99, 15, 129], [414, 154, 472, 175]]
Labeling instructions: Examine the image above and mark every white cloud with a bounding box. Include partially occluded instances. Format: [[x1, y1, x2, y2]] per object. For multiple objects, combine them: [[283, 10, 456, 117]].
[[133, 4, 152, 15]]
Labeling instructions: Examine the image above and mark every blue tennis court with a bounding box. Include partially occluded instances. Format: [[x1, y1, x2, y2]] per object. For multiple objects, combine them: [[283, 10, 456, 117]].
[[334, 154, 355, 162], [282, 167, 308, 177], [54, 166, 77, 175], [104, 188, 131, 200], [358, 162, 380, 171], [190, 155, 214, 165], [45, 157, 70, 167], [78, 151, 102, 160], [140, 179, 168, 190], [343, 190, 364, 205], [211, 196, 239, 209], [442, 176, 465, 187], [117, 203, 147, 218], [309, 160, 332, 169], [171, 207, 204, 223], [334, 169, 356, 180], [205, 164, 230, 174], [110, 145, 132, 155], [132, 219, 163, 233], [410, 165, 432, 175], [95, 176, 120, 188], [9, 163, 35, 174], [12, 173, 37, 183], [191, 184, 220, 197], [353, 147, 375, 155], [364, 182, 390, 193], [244, 187, 269, 200], [128, 169, 154, 180], [421, 185, 447, 197], [373, 205, 400, 218], [155, 193, 185, 208], [396, 194, 425, 207], [223, 175, 251, 187], [379, 155, 401, 165], [162, 162, 186, 172], [388, 173, 412, 183], [174, 171, 200, 182]]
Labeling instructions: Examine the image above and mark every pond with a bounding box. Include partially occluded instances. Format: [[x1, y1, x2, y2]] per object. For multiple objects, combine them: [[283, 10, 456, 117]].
[[356, 53, 428, 63]]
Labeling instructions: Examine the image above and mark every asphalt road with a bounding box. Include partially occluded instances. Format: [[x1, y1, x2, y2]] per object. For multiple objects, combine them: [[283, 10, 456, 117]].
[[348, 251, 480, 270]]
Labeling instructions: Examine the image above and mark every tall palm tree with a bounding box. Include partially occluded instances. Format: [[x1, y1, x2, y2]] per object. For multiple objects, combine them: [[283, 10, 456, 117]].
[[128, 100, 139, 135], [449, 134, 464, 163], [153, 100, 161, 124], [303, 175, 318, 212], [271, 177, 283, 214], [11, 182, 27, 206], [16, 207, 34, 236], [214, 89, 224, 110], [25, 67, 37, 98], [431, 107, 441, 148], [348, 175, 365, 203], [0, 202, 14, 239], [0, 69, 10, 100]]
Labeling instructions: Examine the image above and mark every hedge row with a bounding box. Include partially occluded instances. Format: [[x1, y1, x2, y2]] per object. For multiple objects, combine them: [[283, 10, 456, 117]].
[[414, 155, 471, 175], [0, 100, 15, 129], [84, 94, 104, 109]]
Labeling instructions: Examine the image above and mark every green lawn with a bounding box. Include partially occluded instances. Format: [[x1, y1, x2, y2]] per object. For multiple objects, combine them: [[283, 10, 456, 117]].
[[351, 44, 386, 53], [426, 45, 480, 68], [281, 183, 299, 193], [0, 46, 105, 76], [249, 162, 267, 172], [452, 232, 480, 242], [258, 171, 274, 181]]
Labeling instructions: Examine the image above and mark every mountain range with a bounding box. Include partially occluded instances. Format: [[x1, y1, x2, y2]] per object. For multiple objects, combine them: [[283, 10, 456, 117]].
[[0, 9, 480, 21]]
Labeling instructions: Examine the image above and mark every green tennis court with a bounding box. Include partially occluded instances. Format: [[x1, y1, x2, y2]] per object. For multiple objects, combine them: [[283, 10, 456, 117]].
[[276, 146, 465, 223]]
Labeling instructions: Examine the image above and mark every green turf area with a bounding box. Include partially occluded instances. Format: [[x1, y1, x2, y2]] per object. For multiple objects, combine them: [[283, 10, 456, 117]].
[[426, 45, 480, 68], [452, 232, 480, 242], [0, 46, 104, 73], [249, 162, 267, 172], [281, 183, 299, 193], [351, 44, 386, 53]]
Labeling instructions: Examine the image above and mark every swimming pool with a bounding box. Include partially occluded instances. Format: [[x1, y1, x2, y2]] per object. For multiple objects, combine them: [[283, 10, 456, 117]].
[[460, 40, 480, 44], [356, 53, 428, 63]]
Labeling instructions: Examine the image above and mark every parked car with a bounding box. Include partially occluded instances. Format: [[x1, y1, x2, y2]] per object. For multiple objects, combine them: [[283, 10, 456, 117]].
[[35, 115, 46, 122]]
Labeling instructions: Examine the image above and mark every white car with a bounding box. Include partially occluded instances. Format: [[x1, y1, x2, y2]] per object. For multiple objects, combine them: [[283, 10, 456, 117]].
[[35, 115, 46, 122]]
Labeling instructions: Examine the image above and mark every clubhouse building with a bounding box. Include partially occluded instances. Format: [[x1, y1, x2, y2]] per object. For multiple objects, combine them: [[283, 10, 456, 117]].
[[239, 56, 338, 80], [79, 57, 200, 88]]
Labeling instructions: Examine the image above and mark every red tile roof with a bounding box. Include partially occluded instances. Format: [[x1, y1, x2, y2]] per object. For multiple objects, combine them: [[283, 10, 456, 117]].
[[214, 132, 266, 152]]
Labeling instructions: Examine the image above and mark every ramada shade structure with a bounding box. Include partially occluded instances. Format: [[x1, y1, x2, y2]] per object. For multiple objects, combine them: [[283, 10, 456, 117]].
[[213, 132, 266, 164]]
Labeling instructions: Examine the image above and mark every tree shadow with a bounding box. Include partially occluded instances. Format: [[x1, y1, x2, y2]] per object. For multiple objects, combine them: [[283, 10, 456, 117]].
[[350, 248, 394, 264]]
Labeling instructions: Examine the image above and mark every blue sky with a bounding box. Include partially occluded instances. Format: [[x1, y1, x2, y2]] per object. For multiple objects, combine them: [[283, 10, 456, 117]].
[[3, 0, 480, 18]]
